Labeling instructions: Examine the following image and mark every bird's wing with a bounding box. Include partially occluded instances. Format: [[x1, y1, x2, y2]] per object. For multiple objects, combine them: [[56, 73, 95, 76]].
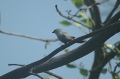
[[62, 32, 75, 40], [62, 32, 70, 37]]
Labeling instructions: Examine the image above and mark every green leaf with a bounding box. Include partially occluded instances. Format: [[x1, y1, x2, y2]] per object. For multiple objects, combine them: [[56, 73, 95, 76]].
[[80, 68, 88, 76], [66, 63, 76, 68], [114, 73, 119, 79], [77, 15, 82, 18], [80, 12, 88, 19], [81, 19, 86, 23], [101, 68, 107, 74], [60, 20, 72, 26], [115, 48, 120, 54], [80, 12, 92, 28], [71, 0, 84, 8], [74, 22, 82, 27]]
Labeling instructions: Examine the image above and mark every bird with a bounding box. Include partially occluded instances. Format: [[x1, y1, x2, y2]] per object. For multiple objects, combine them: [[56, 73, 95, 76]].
[[52, 28, 85, 44]]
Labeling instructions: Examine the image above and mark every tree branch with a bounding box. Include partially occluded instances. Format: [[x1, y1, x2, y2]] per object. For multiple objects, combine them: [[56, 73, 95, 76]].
[[89, 11, 120, 79], [45, 71, 63, 79], [104, 0, 120, 24], [90, 0, 102, 30], [113, 62, 120, 79], [8, 63, 63, 79], [55, 5, 89, 29], [33, 22, 120, 73], [72, 0, 109, 18], [0, 30, 58, 49], [0, 21, 119, 79]]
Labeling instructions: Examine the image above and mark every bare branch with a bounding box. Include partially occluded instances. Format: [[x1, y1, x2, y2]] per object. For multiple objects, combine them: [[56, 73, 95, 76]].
[[45, 71, 63, 79], [55, 0, 109, 29], [0, 30, 56, 42], [72, 0, 109, 18], [0, 30, 58, 49], [55, 5, 89, 29], [113, 62, 120, 79], [8, 64, 25, 67], [29, 72, 44, 79], [113, 62, 120, 73], [104, 0, 120, 24]]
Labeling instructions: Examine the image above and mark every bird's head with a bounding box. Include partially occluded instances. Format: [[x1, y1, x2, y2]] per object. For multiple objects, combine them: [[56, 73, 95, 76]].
[[52, 28, 62, 34]]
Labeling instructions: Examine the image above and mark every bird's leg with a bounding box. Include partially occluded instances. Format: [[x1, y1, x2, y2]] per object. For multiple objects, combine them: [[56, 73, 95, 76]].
[[61, 42, 67, 47]]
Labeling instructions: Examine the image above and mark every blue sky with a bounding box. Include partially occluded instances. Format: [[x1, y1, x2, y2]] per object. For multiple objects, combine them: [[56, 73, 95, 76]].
[[0, 0, 120, 79]]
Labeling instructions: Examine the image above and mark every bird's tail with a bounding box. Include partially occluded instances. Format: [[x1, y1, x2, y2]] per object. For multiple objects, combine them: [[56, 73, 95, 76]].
[[71, 37, 86, 43], [76, 39, 86, 43]]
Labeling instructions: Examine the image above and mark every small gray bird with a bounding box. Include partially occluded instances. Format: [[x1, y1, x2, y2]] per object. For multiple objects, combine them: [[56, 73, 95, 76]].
[[52, 28, 85, 44]]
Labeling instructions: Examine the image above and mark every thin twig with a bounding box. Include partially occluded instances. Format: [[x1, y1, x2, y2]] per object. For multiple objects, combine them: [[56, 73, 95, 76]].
[[87, 0, 109, 9], [55, 5, 89, 29], [72, 0, 109, 18], [104, 0, 120, 24], [113, 62, 120, 79], [55, 0, 109, 29], [0, 30, 58, 49], [45, 71, 63, 79], [8, 64, 25, 67], [113, 62, 120, 73], [0, 30, 56, 42], [29, 72, 44, 79]]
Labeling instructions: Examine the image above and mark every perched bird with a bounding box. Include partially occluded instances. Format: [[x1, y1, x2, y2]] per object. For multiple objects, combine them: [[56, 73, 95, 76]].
[[52, 28, 85, 44]]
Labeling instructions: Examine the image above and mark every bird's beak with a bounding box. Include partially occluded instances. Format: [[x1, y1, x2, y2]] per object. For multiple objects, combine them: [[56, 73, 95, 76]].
[[52, 30, 55, 33]]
